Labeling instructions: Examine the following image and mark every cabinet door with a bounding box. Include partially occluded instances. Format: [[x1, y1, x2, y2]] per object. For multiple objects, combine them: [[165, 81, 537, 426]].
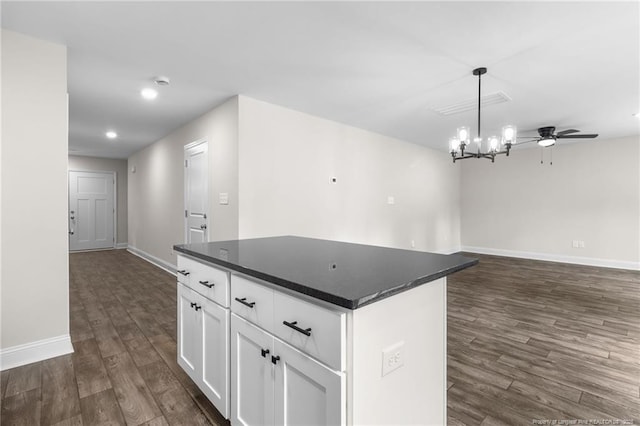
[[177, 284, 202, 383], [231, 314, 274, 426], [273, 340, 344, 426], [201, 299, 230, 418]]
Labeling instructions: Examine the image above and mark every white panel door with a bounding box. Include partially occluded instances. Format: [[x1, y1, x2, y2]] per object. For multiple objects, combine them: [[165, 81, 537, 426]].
[[184, 141, 208, 244], [231, 314, 274, 426], [274, 340, 344, 426], [69, 170, 115, 251], [201, 299, 230, 419]]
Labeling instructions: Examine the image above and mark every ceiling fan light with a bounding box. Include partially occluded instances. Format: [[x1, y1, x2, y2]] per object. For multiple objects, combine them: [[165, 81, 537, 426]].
[[501, 125, 516, 144], [538, 136, 555, 147]]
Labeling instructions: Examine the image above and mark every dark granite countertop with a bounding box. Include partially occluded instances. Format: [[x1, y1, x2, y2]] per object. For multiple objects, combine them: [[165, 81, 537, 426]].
[[173, 236, 477, 310]]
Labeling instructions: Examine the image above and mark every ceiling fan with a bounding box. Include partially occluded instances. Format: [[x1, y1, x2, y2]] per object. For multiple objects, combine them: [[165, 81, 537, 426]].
[[521, 126, 599, 147]]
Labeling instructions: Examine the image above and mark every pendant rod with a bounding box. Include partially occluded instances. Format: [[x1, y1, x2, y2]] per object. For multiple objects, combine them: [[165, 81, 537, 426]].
[[472, 67, 486, 141], [477, 70, 481, 141]]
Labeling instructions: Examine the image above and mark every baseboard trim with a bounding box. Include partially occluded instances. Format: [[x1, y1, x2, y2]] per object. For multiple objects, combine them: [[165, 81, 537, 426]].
[[0, 335, 74, 371], [127, 245, 177, 275], [116, 242, 128, 249], [462, 246, 640, 271], [434, 246, 462, 255]]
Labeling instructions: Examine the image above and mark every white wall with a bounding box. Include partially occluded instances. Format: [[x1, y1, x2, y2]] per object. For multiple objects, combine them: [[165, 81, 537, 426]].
[[461, 136, 640, 269], [128, 96, 239, 268], [238, 96, 461, 253], [68, 155, 128, 246], [1, 30, 72, 367]]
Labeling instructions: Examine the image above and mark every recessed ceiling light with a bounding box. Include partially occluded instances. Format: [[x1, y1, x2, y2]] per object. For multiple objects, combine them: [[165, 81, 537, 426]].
[[106, 131, 118, 139], [141, 88, 158, 100]]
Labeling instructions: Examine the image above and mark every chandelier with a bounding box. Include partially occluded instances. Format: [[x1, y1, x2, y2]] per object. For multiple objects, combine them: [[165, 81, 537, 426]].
[[449, 67, 517, 163]]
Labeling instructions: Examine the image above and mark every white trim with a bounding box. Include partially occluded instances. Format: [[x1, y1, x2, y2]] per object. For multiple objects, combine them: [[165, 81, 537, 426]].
[[116, 242, 128, 249], [433, 246, 462, 255], [0, 335, 73, 371], [462, 246, 640, 271], [127, 245, 177, 276]]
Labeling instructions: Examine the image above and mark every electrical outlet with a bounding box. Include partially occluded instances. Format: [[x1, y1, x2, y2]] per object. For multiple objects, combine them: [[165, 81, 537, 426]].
[[382, 341, 404, 377], [387, 196, 395, 205], [572, 240, 585, 248]]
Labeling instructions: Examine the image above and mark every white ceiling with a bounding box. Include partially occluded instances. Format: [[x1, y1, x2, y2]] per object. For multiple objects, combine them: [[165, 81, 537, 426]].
[[2, 1, 639, 159]]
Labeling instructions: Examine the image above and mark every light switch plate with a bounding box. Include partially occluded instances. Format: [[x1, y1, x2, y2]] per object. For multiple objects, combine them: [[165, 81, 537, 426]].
[[219, 192, 229, 205]]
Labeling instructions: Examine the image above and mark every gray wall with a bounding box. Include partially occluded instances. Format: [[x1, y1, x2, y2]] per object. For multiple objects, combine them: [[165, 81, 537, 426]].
[[238, 96, 461, 253], [128, 96, 239, 267], [68, 155, 128, 245], [461, 136, 640, 269], [1, 30, 70, 353]]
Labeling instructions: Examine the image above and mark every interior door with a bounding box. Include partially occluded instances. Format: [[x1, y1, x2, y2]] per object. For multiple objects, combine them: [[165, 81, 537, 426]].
[[69, 170, 115, 251], [184, 141, 208, 244]]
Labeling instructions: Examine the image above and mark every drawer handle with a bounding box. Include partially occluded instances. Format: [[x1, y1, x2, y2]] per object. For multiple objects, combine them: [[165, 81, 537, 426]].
[[271, 355, 280, 365], [177, 270, 190, 276], [283, 320, 312, 337], [261, 348, 270, 358], [235, 297, 256, 308], [194, 305, 202, 311], [199, 280, 215, 288], [190, 302, 197, 308]]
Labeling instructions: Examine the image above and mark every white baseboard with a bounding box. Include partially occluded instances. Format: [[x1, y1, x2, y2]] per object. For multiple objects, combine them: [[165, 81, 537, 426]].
[[127, 245, 177, 276], [462, 246, 640, 271], [0, 335, 74, 371], [116, 242, 128, 249], [434, 246, 462, 255]]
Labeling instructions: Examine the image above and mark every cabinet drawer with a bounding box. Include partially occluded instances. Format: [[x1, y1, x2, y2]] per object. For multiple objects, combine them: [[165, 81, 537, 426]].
[[230, 275, 274, 332], [177, 255, 230, 307], [273, 292, 345, 371]]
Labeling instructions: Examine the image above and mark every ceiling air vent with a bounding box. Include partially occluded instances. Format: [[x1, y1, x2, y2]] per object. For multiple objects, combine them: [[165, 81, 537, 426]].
[[431, 91, 511, 116]]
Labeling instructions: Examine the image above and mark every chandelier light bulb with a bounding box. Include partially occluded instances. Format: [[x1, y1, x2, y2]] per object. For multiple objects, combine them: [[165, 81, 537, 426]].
[[489, 136, 499, 152], [502, 125, 516, 144], [457, 127, 470, 144], [449, 138, 460, 153]]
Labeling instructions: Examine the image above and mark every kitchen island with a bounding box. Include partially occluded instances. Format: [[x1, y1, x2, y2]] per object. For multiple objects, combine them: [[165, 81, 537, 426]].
[[173, 236, 477, 426]]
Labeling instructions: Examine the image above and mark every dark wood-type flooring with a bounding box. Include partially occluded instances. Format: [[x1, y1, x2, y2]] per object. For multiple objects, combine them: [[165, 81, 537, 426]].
[[1, 250, 638, 425]]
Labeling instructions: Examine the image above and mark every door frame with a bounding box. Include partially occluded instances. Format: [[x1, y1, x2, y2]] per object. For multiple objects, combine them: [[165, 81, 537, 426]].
[[68, 169, 117, 251], [184, 138, 209, 244]]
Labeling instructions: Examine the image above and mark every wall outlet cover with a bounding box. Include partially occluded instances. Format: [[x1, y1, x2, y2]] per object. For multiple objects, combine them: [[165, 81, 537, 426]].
[[382, 341, 405, 377]]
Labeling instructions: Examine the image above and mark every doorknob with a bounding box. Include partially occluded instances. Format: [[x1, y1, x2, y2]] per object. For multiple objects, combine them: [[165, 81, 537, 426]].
[[69, 230, 74, 235], [70, 216, 75, 220], [200, 224, 207, 230]]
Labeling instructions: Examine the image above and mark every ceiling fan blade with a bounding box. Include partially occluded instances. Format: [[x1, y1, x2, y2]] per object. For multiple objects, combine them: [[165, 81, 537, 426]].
[[557, 133, 598, 139], [556, 129, 580, 136]]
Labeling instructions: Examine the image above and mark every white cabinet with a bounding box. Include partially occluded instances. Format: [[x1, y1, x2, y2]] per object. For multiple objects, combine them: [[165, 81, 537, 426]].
[[201, 296, 230, 414], [178, 284, 200, 379], [231, 314, 343, 426], [230, 314, 274, 426], [178, 253, 448, 425], [273, 338, 343, 426], [176, 256, 230, 419]]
